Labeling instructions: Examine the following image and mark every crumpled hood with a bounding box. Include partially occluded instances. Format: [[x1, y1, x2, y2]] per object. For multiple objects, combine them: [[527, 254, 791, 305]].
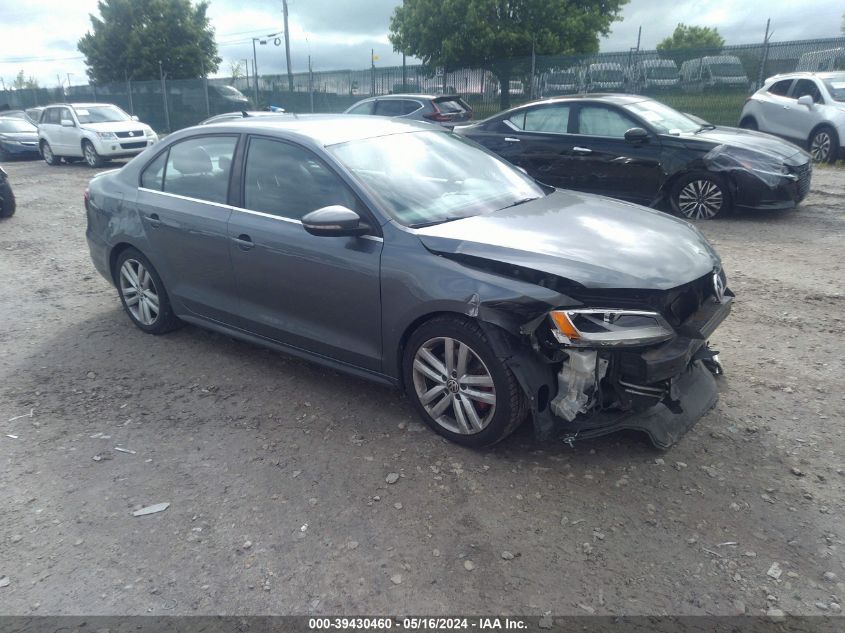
[[678, 126, 806, 161], [414, 190, 720, 290], [82, 121, 149, 134]]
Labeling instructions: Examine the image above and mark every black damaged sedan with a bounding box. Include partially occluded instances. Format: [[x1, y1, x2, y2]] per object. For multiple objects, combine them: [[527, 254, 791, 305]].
[[456, 95, 811, 219]]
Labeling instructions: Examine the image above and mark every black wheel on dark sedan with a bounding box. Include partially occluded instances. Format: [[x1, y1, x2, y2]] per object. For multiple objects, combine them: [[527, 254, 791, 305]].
[[670, 172, 730, 220], [809, 125, 838, 164], [115, 248, 180, 334], [0, 180, 15, 219], [403, 316, 526, 448]]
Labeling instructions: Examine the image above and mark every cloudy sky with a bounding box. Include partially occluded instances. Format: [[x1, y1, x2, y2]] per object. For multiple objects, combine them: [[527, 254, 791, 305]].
[[1, 0, 843, 87]]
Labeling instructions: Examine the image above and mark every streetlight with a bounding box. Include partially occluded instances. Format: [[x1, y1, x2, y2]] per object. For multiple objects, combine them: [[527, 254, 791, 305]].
[[252, 32, 282, 105]]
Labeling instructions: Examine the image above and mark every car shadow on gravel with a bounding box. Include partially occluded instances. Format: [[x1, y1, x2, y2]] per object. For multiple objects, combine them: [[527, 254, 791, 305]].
[[2, 303, 722, 468]]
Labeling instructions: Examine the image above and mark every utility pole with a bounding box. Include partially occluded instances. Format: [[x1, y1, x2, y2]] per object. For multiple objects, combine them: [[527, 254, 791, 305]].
[[159, 60, 170, 133], [252, 37, 260, 104], [757, 18, 772, 90], [283, 0, 294, 92], [530, 35, 536, 99]]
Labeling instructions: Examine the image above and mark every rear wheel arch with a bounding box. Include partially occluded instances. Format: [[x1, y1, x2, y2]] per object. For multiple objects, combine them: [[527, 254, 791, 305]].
[[738, 115, 758, 130], [108, 242, 138, 284]]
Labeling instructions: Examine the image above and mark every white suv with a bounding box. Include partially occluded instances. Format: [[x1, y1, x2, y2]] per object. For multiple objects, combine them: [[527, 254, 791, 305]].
[[740, 72, 845, 163], [38, 103, 158, 167]]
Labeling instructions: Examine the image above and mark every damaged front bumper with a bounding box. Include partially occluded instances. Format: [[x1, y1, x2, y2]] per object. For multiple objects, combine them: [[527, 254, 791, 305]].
[[506, 293, 732, 449]]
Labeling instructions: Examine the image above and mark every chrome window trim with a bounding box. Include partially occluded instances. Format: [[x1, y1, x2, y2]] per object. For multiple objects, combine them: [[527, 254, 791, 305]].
[[136, 187, 383, 241]]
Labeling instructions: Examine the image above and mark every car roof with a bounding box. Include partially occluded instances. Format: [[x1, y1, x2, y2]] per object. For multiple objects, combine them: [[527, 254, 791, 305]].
[[193, 113, 435, 146], [512, 94, 651, 107], [42, 103, 118, 108], [767, 71, 845, 81], [357, 94, 460, 101]]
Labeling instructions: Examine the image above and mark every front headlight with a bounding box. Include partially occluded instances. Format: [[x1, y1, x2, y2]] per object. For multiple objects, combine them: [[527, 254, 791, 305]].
[[549, 309, 675, 348], [95, 131, 117, 140]]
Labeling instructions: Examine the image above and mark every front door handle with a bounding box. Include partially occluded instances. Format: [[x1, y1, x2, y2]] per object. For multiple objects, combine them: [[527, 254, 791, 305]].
[[503, 137, 520, 142], [233, 234, 254, 250], [143, 213, 161, 228], [572, 146, 593, 154]]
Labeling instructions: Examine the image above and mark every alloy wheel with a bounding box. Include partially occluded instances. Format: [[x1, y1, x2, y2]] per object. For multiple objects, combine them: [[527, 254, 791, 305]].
[[810, 131, 832, 162], [119, 259, 160, 326], [42, 143, 53, 164], [677, 179, 724, 219], [84, 144, 97, 167], [411, 336, 496, 435]]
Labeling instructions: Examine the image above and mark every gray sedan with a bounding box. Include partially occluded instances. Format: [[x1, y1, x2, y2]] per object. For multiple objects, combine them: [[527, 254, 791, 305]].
[[85, 115, 731, 448]]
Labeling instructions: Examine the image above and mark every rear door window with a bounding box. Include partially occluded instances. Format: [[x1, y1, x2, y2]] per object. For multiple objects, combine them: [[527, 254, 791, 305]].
[[162, 136, 238, 204], [402, 100, 423, 114], [768, 79, 793, 96], [523, 104, 571, 133], [374, 100, 406, 117]]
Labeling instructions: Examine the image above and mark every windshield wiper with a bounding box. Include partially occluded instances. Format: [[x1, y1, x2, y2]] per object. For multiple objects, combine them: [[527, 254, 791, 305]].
[[499, 197, 540, 210], [695, 124, 717, 133], [410, 214, 476, 229]]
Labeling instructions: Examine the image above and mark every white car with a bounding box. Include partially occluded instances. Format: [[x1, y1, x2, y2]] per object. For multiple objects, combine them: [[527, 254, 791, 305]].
[[739, 72, 845, 163], [38, 103, 157, 167]]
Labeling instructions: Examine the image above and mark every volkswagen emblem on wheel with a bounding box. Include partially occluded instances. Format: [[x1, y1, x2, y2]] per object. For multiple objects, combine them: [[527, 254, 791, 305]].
[[713, 271, 726, 303]]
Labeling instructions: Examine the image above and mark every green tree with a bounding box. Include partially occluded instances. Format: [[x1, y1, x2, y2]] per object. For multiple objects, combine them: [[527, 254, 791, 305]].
[[389, 0, 627, 109], [12, 70, 39, 90], [657, 23, 725, 64], [78, 0, 220, 83]]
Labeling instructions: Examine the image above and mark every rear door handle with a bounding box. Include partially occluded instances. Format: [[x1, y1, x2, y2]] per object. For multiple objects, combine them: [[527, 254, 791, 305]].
[[503, 137, 520, 142], [143, 213, 161, 228], [572, 146, 593, 154], [233, 234, 254, 250]]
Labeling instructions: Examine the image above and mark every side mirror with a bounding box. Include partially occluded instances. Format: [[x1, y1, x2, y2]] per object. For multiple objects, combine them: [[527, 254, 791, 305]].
[[796, 95, 814, 107], [131, 115, 140, 121], [624, 127, 649, 144], [301, 205, 370, 237], [60, 119, 74, 127]]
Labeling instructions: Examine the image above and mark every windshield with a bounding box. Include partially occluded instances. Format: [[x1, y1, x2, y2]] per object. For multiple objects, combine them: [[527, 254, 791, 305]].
[[74, 105, 130, 124], [709, 63, 745, 78], [623, 100, 700, 134], [822, 75, 845, 101], [329, 130, 545, 227], [592, 69, 623, 82], [646, 66, 678, 79], [0, 118, 36, 132]]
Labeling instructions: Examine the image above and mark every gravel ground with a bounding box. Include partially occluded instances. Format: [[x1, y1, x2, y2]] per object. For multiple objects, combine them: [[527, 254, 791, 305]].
[[0, 158, 843, 617]]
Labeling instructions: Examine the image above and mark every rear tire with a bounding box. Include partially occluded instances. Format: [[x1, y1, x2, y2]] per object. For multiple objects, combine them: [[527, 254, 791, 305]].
[[670, 172, 731, 220], [114, 248, 181, 335], [40, 140, 59, 166], [83, 140, 104, 168], [809, 125, 838, 164], [403, 316, 526, 448], [739, 116, 757, 130]]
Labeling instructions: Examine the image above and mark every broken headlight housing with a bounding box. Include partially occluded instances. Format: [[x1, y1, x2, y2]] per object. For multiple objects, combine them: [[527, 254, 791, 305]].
[[549, 309, 675, 348]]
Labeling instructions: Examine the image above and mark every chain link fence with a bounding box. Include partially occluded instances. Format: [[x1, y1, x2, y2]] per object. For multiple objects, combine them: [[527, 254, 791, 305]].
[[3, 36, 845, 132]]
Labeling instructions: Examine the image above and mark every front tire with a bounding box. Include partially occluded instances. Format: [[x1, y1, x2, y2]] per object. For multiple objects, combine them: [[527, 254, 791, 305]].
[[83, 140, 104, 168], [115, 248, 180, 334], [809, 125, 838, 164], [403, 316, 526, 448], [0, 182, 15, 219], [670, 172, 731, 220], [40, 140, 59, 166]]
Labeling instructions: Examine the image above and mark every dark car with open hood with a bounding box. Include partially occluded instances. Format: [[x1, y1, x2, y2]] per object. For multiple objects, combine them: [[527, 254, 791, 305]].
[[85, 115, 731, 448], [455, 94, 811, 219]]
